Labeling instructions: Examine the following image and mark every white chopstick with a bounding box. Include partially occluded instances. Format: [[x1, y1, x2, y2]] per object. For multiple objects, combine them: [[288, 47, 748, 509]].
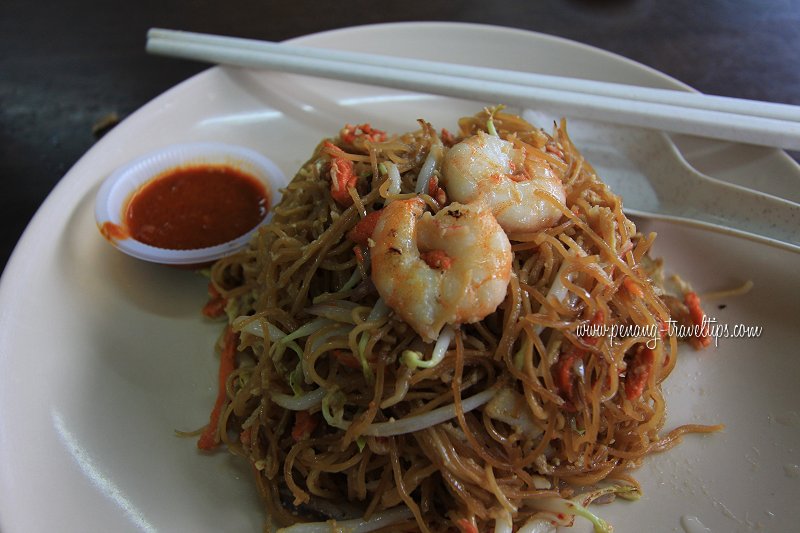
[[146, 28, 800, 151], [148, 28, 800, 123]]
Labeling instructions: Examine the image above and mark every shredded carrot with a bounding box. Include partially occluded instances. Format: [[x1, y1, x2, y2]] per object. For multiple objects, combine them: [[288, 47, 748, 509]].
[[322, 140, 348, 158], [625, 345, 655, 400], [198, 328, 238, 450], [623, 277, 644, 299], [347, 209, 383, 246], [440, 128, 457, 147], [554, 349, 581, 400], [201, 282, 226, 318], [323, 141, 357, 206], [427, 177, 437, 196], [353, 245, 365, 264], [340, 123, 386, 144], [554, 310, 604, 402], [291, 410, 319, 441], [330, 159, 356, 206], [420, 249, 453, 270], [332, 349, 362, 369], [427, 175, 447, 205], [685, 291, 712, 349], [454, 518, 479, 533]]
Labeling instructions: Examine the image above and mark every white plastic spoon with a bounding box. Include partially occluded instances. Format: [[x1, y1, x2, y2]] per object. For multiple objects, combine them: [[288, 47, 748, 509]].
[[524, 112, 800, 253]]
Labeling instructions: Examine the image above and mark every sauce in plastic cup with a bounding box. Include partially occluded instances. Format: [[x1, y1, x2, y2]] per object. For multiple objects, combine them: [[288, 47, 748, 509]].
[[95, 142, 286, 266]]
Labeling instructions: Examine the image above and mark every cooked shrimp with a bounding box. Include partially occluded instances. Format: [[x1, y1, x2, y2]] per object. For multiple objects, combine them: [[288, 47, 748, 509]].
[[441, 130, 566, 233], [370, 197, 512, 342]]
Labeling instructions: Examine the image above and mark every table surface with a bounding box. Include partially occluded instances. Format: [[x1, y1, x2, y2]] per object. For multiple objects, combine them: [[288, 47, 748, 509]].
[[1, 0, 798, 275]]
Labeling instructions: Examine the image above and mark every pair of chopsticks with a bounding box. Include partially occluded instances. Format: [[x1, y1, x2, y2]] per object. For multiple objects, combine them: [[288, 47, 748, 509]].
[[146, 28, 800, 151]]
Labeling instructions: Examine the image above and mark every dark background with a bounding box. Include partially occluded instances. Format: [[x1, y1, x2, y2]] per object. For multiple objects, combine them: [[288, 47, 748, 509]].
[[1, 0, 798, 275]]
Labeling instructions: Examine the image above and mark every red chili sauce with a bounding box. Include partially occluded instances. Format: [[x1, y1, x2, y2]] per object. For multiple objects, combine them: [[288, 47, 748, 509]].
[[124, 165, 269, 250]]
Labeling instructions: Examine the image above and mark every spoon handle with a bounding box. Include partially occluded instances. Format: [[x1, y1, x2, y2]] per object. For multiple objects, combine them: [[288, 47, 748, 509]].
[[636, 136, 800, 252]]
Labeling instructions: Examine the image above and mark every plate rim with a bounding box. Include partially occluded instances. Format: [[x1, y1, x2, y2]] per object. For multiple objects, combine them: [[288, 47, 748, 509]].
[[1, 20, 798, 533]]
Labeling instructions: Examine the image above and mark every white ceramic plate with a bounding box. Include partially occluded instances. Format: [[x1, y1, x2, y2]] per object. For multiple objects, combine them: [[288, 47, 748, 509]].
[[1, 22, 798, 533]]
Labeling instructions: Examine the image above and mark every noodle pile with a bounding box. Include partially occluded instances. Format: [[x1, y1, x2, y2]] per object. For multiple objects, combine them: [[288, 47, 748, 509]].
[[198, 109, 719, 532]]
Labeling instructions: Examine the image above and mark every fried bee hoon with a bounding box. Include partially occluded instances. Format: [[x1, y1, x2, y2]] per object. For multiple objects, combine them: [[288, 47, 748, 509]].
[[197, 108, 720, 532]]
